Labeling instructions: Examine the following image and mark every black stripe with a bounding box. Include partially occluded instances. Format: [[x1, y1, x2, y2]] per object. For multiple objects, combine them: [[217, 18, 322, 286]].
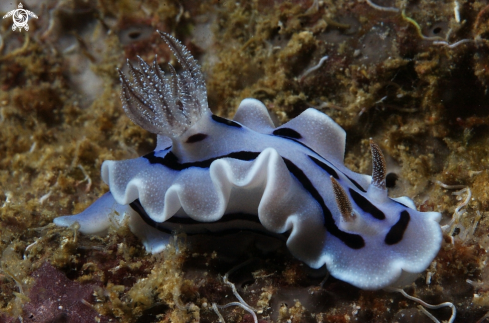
[[349, 188, 386, 220], [143, 151, 364, 249], [273, 128, 302, 139], [130, 200, 286, 239], [168, 213, 262, 225], [268, 132, 358, 187], [270, 134, 321, 158], [145, 151, 259, 170], [345, 175, 367, 192], [212, 114, 242, 128], [385, 211, 410, 245], [130, 199, 172, 234], [267, 131, 367, 196], [309, 156, 339, 179], [283, 159, 364, 249], [186, 133, 207, 143], [395, 201, 408, 208], [132, 199, 264, 227]]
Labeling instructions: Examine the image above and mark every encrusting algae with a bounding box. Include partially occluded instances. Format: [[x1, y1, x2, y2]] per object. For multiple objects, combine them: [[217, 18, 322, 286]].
[[1, 0, 489, 322]]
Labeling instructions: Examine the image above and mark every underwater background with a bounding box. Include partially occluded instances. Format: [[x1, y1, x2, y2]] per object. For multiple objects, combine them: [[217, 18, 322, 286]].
[[1, 0, 489, 322]]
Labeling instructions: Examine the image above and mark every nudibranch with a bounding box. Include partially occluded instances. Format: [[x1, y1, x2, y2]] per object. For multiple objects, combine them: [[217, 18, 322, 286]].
[[54, 31, 442, 290]]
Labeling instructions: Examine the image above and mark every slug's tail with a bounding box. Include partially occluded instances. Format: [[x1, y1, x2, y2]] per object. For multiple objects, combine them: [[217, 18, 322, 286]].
[[118, 31, 209, 138]]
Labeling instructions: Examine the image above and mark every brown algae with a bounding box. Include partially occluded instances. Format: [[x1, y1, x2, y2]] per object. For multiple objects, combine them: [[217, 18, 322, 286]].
[[1, 0, 489, 322]]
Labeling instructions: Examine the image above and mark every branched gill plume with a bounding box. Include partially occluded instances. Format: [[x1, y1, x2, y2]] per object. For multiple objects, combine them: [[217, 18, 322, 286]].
[[118, 31, 209, 138]]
